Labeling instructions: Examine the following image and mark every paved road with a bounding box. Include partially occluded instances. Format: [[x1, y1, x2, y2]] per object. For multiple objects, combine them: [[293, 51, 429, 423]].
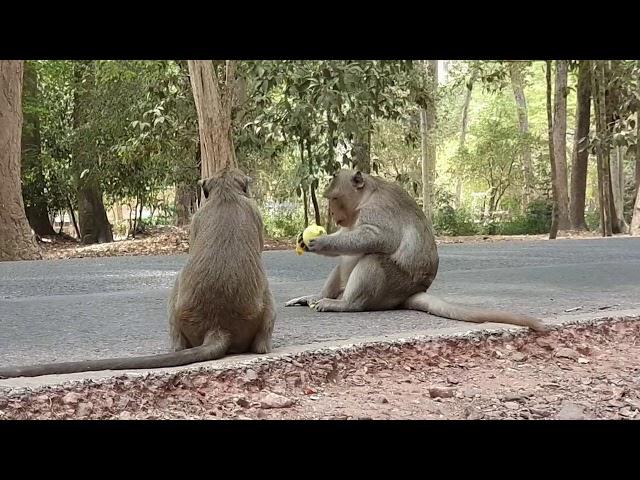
[[1, 238, 639, 367]]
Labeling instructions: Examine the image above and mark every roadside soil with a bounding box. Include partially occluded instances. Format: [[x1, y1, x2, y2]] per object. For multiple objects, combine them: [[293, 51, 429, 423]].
[[1, 318, 638, 420]]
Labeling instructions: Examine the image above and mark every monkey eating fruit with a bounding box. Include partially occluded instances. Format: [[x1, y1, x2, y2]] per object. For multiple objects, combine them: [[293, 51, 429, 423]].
[[0, 168, 276, 379], [285, 169, 548, 332]]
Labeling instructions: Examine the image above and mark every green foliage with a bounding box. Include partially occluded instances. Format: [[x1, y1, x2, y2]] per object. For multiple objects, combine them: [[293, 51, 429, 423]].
[[493, 199, 552, 235], [432, 190, 478, 236], [23, 60, 198, 228], [262, 202, 304, 239], [585, 209, 601, 231], [20, 59, 637, 242], [241, 60, 423, 207]]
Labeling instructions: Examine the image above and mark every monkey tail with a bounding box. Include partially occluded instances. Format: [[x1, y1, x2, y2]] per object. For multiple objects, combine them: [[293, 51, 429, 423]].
[[403, 292, 548, 332], [0, 334, 231, 379]]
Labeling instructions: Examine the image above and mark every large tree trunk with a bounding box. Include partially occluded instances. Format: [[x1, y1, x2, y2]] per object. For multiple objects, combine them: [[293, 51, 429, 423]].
[[636, 118, 640, 202], [21, 61, 55, 237], [187, 60, 237, 178], [634, 60, 640, 202], [420, 60, 438, 221], [611, 146, 629, 232], [0, 60, 41, 261], [72, 61, 113, 245], [631, 172, 640, 235], [508, 62, 533, 208], [593, 61, 613, 236], [569, 60, 591, 231], [634, 62, 640, 234], [604, 62, 623, 234], [455, 70, 477, 208], [552, 60, 571, 231], [546, 61, 559, 240]]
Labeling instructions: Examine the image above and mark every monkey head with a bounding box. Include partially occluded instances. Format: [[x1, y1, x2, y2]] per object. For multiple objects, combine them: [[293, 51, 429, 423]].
[[324, 170, 370, 228], [198, 168, 253, 201]]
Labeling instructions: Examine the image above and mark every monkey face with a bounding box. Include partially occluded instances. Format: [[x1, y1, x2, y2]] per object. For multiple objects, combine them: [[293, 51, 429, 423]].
[[324, 170, 366, 228]]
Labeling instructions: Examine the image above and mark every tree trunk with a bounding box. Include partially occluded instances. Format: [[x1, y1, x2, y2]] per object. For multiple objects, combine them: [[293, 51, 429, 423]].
[[552, 60, 571, 231], [455, 70, 477, 208], [569, 60, 591, 231], [420, 60, 438, 220], [508, 62, 533, 207], [65, 195, 81, 240], [636, 80, 640, 202], [175, 183, 195, 227], [302, 188, 309, 228], [187, 60, 237, 178], [72, 61, 113, 245], [637, 111, 640, 201], [21, 61, 55, 237], [310, 184, 321, 226], [0, 60, 41, 261], [611, 146, 629, 232], [631, 176, 640, 235], [604, 62, 623, 234], [634, 62, 640, 233], [174, 189, 187, 228], [138, 197, 144, 233], [593, 61, 613, 236], [324, 109, 337, 234], [175, 143, 200, 226], [306, 140, 321, 225], [546, 61, 559, 240], [352, 112, 371, 173]]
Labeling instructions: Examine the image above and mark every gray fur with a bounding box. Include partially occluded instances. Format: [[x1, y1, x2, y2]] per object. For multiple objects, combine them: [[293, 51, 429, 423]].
[[286, 169, 547, 332], [0, 168, 275, 379]]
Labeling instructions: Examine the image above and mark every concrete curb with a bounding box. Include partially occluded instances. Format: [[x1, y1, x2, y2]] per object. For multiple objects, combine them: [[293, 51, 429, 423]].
[[1, 307, 639, 394]]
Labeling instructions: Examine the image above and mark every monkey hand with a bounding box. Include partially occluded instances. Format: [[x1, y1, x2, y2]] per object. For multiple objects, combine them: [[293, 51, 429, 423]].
[[285, 294, 321, 307], [306, 236, 340, 257]]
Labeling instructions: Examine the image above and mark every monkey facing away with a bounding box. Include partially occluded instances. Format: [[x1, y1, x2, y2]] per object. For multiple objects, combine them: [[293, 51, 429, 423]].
[[0, 168, 276, 379], [286, 169, 547, 332]]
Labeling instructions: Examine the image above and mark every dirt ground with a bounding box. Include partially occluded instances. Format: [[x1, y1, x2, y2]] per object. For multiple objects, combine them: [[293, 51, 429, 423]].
[[1, 318, 638, 420], [37, 226, 629, 260]]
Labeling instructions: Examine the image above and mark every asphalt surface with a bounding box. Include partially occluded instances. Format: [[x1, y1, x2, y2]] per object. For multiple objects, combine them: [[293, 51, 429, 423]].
[[1, 237, 639, 367]]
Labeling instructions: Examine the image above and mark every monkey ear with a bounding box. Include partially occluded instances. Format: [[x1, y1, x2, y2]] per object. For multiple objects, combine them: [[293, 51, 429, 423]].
[[351, 171, 365, 190], [198, 178, 211, 199], [239, 175, 252, 195]]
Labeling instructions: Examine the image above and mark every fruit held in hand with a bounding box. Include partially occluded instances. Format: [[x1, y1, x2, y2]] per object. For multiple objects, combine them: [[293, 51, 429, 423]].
[[295, 224, 327, 255]]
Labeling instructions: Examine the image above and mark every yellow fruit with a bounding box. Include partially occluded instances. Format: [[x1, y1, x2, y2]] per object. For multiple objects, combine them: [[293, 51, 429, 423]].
[[302, 224, 326, 246], [294, 224, 327, 255]]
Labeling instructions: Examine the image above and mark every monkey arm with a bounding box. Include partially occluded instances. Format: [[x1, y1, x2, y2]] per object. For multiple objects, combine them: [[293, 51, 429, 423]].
[[308, 224, 395, 256]]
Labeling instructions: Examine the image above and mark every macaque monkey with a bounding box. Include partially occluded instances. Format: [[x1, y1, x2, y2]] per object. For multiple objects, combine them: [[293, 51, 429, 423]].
[[0, 168, 276, 379], [286, 170, 547, 332]]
